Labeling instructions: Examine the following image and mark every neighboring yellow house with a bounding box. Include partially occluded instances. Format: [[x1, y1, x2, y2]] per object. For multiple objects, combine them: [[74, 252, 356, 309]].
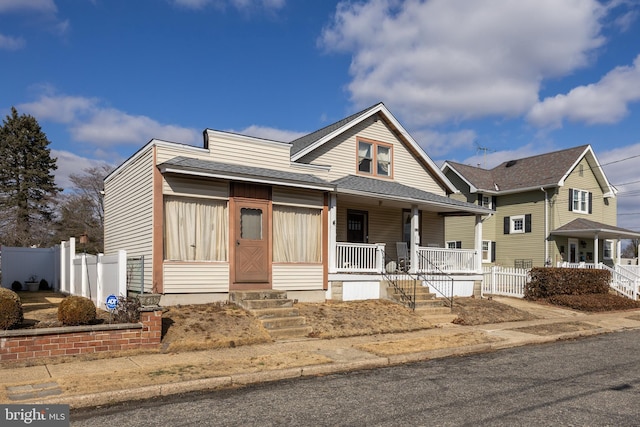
[[442, 145, 640, 269], [104, 103, 490, 305]]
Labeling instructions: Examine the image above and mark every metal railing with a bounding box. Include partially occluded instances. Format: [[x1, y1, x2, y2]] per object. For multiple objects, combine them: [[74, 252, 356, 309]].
[[380, 251, 417, 310], [415, 250, 455, 307]]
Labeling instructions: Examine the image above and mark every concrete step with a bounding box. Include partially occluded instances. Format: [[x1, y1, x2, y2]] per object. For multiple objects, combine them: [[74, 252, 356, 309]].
[[267, 325, 314, 340], [251, 307, 300, 319], [239, 298, 295, 310], [415, 305, 451, 314], [259, 316, 306, 330], [229, 290, 288, 304], [420, 313, 459, 324]]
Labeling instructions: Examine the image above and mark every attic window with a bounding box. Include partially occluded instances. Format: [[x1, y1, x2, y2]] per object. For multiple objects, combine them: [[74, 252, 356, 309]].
[[505, 160, 517, 168], [357, 138, 393, 178]]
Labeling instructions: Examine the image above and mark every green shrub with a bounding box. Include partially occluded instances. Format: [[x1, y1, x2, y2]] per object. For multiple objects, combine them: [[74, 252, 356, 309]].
[[525, 267, 610, 299], [11, 281, 22, 292], [0, 288, 24, 329], [57, 296, 97, 326]]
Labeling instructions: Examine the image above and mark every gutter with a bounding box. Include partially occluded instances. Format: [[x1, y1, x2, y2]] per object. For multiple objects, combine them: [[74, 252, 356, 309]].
[[541, 187, 549, 265]]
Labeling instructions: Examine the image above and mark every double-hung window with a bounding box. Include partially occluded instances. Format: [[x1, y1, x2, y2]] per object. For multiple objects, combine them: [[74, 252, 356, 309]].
[[569, 188, 592, 214], [357, 138, 393, 178], [603, 240, 614, 260], [482, 240, 492, 262]]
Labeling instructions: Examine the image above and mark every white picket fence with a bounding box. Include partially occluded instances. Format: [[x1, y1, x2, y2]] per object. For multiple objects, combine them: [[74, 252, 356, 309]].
[[482, 266, 530, 298]]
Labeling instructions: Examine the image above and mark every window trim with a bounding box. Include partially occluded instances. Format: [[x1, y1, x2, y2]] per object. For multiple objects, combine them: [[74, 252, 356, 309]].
[[510, 215, 525, 234], [603, 239, 614, 260], [446, 240, 462, 249], [482, 240, 492, 263], [356, 137, 394, 179], [569, 188, 592, 214]]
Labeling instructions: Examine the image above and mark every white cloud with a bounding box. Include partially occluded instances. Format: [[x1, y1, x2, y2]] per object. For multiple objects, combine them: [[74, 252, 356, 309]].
[[52, 149, 113, 191], [320, 0, 606, 126], [0, 34, 25, 50], [233, 125, 305, 142], [527, 54, 640, 128], [19, 92, 199, 148], [71, 109, 199, 146], [412, 128, 476, 158]]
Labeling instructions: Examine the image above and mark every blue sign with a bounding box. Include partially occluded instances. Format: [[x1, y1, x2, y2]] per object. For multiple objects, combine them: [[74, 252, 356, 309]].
[[106, 294, 118, 310]]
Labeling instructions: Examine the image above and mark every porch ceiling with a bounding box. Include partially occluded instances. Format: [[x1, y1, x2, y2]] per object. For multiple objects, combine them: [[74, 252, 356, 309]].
[[332, 175, 491, 215], [550, 218, 640, 240]]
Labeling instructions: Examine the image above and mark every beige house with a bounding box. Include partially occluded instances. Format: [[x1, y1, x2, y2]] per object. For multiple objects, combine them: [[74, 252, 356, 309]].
[[104, 103, 490, 305], [442, 145, 640, 269]]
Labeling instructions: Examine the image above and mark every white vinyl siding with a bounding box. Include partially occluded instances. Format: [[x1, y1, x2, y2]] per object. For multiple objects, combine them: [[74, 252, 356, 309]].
[[297, 116, 446, 195], [104, 147, 154, 292], [204, 130, 293, 171], [272, 264, 324, 291], [163, 175, 229, 199], [163, 262, 229, 293], [272, 187, 324, 208]]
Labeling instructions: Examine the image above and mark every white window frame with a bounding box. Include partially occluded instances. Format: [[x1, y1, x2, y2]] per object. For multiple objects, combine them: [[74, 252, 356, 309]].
[[481, 196, 492, 209], [446, 241, 461, 249], [482, 240, 492, 262], [510, 215, 525, 234], [572, 189, 589, 214], [603, 240, 614, 260]]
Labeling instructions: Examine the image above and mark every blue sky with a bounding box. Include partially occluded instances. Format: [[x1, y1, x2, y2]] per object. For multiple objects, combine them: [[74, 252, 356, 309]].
[[2, 0, 640, 231]]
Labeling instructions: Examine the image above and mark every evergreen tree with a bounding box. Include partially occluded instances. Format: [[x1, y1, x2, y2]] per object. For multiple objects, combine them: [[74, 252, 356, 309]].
[[0, 107, 60, 247]]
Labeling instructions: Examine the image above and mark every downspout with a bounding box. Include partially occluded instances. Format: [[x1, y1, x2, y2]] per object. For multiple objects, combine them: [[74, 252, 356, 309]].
[[541, 188, 548, 266]]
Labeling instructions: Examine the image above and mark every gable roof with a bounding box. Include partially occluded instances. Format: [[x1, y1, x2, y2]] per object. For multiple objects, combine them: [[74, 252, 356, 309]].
[[442, 145, 615, 196], [332, 175, 491, 215], [290, 102, 457, 194]]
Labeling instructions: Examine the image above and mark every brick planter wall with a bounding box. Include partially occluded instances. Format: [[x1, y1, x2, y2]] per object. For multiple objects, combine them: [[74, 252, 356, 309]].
[[0, 308, 162, 362]]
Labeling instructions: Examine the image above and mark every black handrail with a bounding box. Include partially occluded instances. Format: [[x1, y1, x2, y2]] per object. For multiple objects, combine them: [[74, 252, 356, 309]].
[[415, 251, 455, 308], [380, 251, 416, 310]]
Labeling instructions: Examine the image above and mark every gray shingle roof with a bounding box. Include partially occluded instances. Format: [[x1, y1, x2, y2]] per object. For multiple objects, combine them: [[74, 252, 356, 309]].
[[551, 218, 640, 239], [447, 145, 590, 192], [290, 103, 382, 156], [332, 175, 491, 213], [158, 156, 334, 189]]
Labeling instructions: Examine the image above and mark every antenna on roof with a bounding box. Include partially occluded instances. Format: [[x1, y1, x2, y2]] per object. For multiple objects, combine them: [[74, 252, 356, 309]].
[[475, 141, 495, 168]]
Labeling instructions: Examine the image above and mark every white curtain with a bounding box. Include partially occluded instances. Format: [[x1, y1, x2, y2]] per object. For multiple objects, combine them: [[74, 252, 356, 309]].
[[165, 197, 228, 261], [273, 206, 321, 263], [377, 145, 390, 175]]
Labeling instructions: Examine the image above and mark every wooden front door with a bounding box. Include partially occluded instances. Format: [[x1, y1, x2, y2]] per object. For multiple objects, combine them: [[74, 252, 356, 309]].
[[233, 199, 270, 285]]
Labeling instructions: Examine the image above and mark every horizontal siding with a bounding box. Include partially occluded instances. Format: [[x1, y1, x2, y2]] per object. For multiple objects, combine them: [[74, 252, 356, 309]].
[[272, 187, 324, 208], [205, 130, 292, 171], [299, 116, 446, 195], [272, 264, 324, 291], [163, 262, 230, 293], [163, 175, 229, 199], [104, 147, 154, 289]]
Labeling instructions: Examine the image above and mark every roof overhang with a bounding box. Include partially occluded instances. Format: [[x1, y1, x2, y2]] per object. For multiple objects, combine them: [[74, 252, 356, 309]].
[[158, 157, 335, 192], [550, 219, 640, 240]]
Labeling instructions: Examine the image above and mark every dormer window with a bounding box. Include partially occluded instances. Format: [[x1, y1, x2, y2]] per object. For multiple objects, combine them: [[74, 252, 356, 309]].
[[357, 138, 393, 178]]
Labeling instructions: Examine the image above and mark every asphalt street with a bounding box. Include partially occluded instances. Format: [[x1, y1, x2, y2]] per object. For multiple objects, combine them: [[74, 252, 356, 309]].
[[71, 329, 640, 427]]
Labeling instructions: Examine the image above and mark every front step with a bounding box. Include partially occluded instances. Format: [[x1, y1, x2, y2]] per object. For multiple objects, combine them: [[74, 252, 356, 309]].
[[230, 290, 311, 340]]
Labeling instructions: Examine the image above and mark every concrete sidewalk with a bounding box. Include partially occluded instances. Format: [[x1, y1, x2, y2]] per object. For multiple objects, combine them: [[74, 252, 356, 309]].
[[2, 298, 640, 409]]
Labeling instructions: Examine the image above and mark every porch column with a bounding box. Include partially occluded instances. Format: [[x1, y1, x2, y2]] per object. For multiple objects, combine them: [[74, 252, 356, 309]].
[[616, 240, 621, 265], [408, 205, 420, 274], [328, 193, 338, 274], [593, 234, 599, 265], [475, 215, 483, 274]]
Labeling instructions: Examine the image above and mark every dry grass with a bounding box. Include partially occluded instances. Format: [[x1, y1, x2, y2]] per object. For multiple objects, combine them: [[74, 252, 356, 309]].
[[451, 296, 539, 325]]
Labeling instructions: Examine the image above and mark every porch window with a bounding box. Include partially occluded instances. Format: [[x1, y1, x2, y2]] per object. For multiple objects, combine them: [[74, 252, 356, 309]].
[[357, 138, 393, 178], [446, 241, 462, 249], [164, 197, 228, 261], [604, 240, 614, 260], [273, 206, 321, 263]]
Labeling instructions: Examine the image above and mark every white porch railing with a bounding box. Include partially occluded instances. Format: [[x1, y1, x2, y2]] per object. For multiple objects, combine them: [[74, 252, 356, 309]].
[[556, 262, 599, 269], [417, 247, 477, 273], [333, 243, 478, 274], [334, 242, 385, 273]]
